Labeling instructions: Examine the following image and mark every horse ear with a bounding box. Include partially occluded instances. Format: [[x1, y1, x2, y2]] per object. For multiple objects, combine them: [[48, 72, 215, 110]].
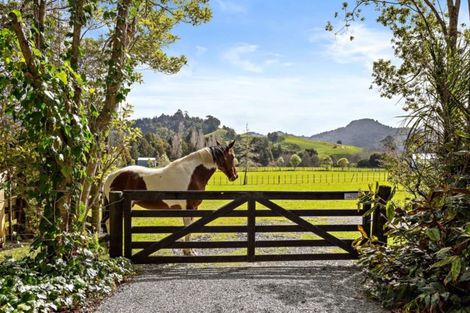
[[216, 140, 221, 146], [228, 140, 235, 149]]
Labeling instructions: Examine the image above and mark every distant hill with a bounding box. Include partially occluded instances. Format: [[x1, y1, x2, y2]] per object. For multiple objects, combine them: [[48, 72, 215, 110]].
[[309, 119, 407, 150], [280, 134, 362, 157]]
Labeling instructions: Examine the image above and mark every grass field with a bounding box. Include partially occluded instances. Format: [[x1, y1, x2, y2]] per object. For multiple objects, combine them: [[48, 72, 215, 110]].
[[132, 169, 403, 257], [279, 134, 362, 157], [208, 169, 388, 186]]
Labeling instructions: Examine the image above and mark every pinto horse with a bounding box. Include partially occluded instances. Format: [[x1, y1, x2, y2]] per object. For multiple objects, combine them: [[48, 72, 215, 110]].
[[101, 141, 238, 255]]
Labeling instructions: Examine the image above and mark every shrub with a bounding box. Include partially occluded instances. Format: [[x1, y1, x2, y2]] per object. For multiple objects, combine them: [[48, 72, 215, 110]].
[[357, 189, 470, 312], [0, 232, 134, 312]]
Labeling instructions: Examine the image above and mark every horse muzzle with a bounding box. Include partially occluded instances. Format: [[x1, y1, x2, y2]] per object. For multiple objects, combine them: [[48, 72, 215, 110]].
[[229, 174, 239, 181]]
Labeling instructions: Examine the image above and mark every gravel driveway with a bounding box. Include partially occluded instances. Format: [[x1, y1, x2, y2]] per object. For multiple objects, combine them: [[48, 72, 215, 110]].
[[95, 260, 388, 313]]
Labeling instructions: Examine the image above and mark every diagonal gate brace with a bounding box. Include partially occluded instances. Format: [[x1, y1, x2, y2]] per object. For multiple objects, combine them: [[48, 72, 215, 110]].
[[132, 196, 249, 260], [257, 198, 358, 257]]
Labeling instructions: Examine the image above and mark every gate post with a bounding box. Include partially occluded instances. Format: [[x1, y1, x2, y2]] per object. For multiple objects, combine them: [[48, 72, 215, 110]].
[[361, 201, 372, 238], [109, 191, 124, 258], [247, 194, 256, 262], [371, 185, 392, 244]]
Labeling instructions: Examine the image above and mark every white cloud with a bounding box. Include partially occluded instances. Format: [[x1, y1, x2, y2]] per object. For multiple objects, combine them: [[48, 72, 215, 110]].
[[222, 44, 291, 73], [195, 45, 207, 56], [128, 70, 404, 135], [216, 0, 246, 13], [222, 44, 264, 73], [310, 25, 394, 68]]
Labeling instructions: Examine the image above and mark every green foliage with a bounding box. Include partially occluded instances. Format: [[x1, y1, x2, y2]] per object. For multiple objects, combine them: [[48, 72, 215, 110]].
[[337, 157, 349, 169], [0, 232, 133, 312], [320, 155, 333, 170], [332, 2, 470, 311], [357, 189, 470, 312], [289, 154, 301, 169], [1, 10, 94, 242]]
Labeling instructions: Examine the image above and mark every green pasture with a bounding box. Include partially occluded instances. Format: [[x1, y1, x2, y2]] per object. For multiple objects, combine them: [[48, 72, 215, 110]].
[[209, 168, 388, 186], [132, 169, 405, 257], [280, 134, 362, 157]]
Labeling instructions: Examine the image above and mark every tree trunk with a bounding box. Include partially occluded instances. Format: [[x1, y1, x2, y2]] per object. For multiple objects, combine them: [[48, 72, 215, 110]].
[[33, 0, 46, 50], [92, 0, 132, 133], [71, 0, 85, 107]]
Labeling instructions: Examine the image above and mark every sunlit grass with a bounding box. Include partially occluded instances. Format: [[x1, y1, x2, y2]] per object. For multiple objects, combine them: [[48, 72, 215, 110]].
[[130, 169, 404, 257]]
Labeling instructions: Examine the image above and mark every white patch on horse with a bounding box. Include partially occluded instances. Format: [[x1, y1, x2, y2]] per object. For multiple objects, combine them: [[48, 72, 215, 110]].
[[103, 148, 216, 209]]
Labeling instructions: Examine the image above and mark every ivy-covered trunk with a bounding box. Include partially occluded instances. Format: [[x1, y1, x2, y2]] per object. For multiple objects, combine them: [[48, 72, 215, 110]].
[[1, 0, 211, 257]]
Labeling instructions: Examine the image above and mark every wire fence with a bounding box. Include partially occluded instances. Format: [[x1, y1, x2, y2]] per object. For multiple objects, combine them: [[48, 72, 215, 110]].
[[209, 171, 389, 186], [238, 167, 386, 172]]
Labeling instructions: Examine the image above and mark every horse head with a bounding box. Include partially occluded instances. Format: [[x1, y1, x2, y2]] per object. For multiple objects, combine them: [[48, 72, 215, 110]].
[[211, 140, 238, 181]]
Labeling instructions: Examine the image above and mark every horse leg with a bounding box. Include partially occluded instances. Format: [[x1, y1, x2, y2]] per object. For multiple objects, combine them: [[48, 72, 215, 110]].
[[182, 216, 196, 256]]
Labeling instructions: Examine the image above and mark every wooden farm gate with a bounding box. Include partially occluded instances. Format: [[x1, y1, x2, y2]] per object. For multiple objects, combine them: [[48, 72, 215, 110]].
[[108, 188, 391, 264]]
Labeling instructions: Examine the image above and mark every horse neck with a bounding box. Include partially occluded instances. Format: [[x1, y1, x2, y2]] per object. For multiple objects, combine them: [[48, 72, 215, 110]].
[[170, 148, 217, 189], [168, 148, 216, 173]]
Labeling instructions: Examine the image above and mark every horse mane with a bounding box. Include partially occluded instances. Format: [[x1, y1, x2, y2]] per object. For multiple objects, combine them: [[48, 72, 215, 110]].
[[165, 147, 214, 169], [209, 144, 228, 164]]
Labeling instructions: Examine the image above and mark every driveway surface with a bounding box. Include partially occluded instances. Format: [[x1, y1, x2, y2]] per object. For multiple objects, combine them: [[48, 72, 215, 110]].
[[96, 260, 388, 313]]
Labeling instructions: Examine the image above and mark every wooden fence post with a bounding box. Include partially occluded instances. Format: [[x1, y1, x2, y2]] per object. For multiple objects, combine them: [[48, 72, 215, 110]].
[[362, 201, 372, 239], [109, 191, 124, 258], [371, 185, 392, 244], [247, 195, 256, 262]]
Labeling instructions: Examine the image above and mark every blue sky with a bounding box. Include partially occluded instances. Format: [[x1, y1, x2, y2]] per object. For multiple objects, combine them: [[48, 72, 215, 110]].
[[128, 0, 405, 135]]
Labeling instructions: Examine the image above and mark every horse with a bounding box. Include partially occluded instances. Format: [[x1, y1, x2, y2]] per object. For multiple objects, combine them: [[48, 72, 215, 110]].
[[101, 141, 238, 255]]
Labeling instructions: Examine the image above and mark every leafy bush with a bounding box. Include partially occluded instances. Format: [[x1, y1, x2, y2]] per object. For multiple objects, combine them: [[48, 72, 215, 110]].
[[0, 232, 134, 312], [357, 189, 470, 312]]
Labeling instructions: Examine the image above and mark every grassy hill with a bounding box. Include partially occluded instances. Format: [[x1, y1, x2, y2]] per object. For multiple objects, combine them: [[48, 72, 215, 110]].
[[280, 134, 362, 157], [204, 128, 228, 139], [205, 129, 363, 158]]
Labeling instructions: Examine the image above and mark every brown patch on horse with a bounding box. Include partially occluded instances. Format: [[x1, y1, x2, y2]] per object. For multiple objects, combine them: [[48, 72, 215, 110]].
[[111, 171, 147, 191], [187, 165, 216, 209]]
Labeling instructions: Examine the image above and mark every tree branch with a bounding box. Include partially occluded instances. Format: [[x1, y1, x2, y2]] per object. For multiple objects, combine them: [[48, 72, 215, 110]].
[[8, 12, 40, 85], [70, 0, 84, 107], [422, 0, 448, 36], [93, 0, 133, 133]]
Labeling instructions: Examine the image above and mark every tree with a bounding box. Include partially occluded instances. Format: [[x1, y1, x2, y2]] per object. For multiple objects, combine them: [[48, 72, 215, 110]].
[[222, 126, 237, 140], [236, 124, 257, 185], [368, 153, 384, 168], [331, 0, 469, 188], [289, 154, 301, 170], [331, 2, 470, 311], [320, 156, 333, 170], [381, 135, 397, 152], [277, 156, 285, 169], [251, 137, 273, 166], [0, 0, 211, 255], [267, 132, 281, 143], [300, 148, 320, 167], [337, 157, 349, 169], [158, 153, 170, 167], [357, 159, 370, 168], [202, 115, 220, 134]]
